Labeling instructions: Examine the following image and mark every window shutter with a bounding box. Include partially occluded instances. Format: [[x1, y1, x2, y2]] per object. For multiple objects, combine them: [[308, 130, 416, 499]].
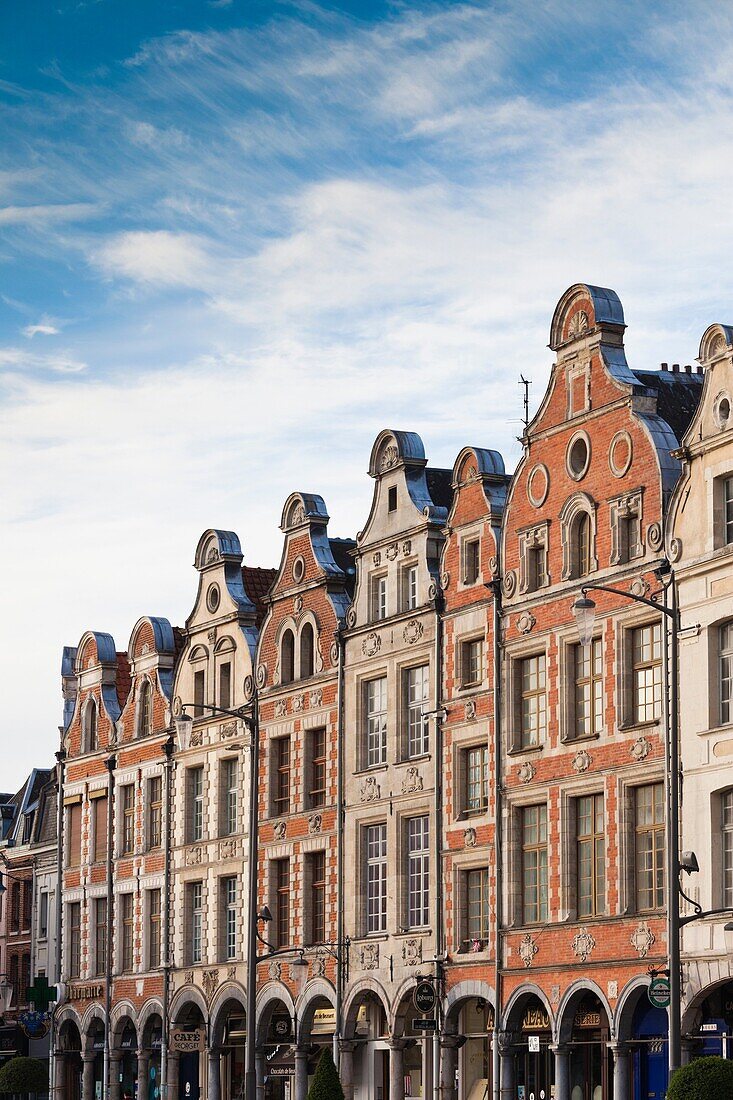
[[94, 797, 108, 863], [68, 803, 82, 866]]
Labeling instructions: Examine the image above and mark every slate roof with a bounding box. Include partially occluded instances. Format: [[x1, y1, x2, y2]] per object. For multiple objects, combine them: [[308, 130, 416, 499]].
[[243, 566, 278, 626], [328, 538, 357, 595], [426, 467, 454, 510], [633, 367, 704, 443]]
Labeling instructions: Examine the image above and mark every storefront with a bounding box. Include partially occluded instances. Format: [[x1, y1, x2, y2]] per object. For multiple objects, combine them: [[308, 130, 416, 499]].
[[223, 1015, 246, 1099], [690, 981, 733, 1059], [89, 1024, 106, 1098], [119, 1024, 138, 1099], [568, 996, 610, 1100], [515, 998, 553, 1100], [264, 1011, 294, 1100], [631, 1000, 667, 1100], [459, 1000, 493, 1100]]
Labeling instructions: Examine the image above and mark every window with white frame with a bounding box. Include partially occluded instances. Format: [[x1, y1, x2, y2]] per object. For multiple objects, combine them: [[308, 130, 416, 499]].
[[85, 699, 99, 753], [519, 524, 549, 593], [190, 882, 203, 964], [572, 640, 603, 739], [138, 680, 152, 738], [631, 624, 662, 724], [193, 669, 206, 717], [520, 654, 547, 748], [371, 574, 388, 622], [724, 476, 733, 546], [223, 877, 237, 961], [308, 728, 327, 809], [461, 638, 483, 688], [610, 492, 643, 565], [308, 850, 326, 945], [721, 622, 733, 725], [148, 889, 161, 969], [38, 891, 48, 940], [635, 783, 665, 912], [464, 867, 490, 947], [121, 893, 134, 972], [121, 784, 135, 855], [405, 665, 429, 758], [462, 537, 480, 585], [407, 815, 430, 929], [272, 737, 291, 816], [464, 744, 489, 813], [723, 791, 733, 908], [147, 776, 162, 850], [222, 758, 238, 836], [94, 897, 107, 976], [68, 902, 81, 978], [365, 677, 387, 767], [189, 767, 204, 843], [521, 803, 548, 924], [281, 629, 295, 684], [577, 794, 605, 917], [365, 823, 387, 934], [402, 564, 418, 611], [219, 661, 231, 710]]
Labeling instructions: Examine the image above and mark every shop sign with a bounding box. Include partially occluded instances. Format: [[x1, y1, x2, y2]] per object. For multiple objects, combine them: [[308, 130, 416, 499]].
[[527, 1036, 540, 1053], [311, 1008, 336, 1036], [573, 1009, 601, 1029], [269, 1066, 294, 1077], [18, 1010, 51, 1039], [412, 1019, 437, 1032], [170, 1029, 205, 1053], [92, 1036, 105, 1052], [521, 1007, 550, 1031], [120, 1031, 136, 1050], [271, 1015, 292, 1041], [413, 981, 436, 1015], [648, 977, 671, 1010], [69, 983, 104, 1002]]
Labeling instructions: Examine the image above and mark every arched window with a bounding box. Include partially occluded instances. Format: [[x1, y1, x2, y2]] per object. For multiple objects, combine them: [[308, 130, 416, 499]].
[[574, 512, 591, 578], [85, 700, 98, 753], [281, 629, 295, 684], [300, 623, 315, 680], [138, 681, 152, 738]]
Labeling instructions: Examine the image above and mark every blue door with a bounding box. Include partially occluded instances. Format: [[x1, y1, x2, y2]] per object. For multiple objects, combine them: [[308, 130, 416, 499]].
[[632, 1002, 668, 1100]]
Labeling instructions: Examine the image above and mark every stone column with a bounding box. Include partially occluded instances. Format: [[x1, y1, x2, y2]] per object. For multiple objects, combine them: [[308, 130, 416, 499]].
[[551, 1044, 570, 1100], [207, 1048, 221, 1100], [497, 1032, 515, 1100], [294, 1047, 309, 1100], [611, 1041, 631, 1100], [681, 1039, 694, 1067], [339, 1041, 356, 1100], [389, 1040, 406, 1100], [439, 1034, 460, 1099], [255, 1049, 265, 1100], [167, 1050, 180, 1100], [52, 1050, 65, 1100], [109, 1053, 122, 1100], [81, 1052, 95, 1100], [137, 1050, 150, 1096]]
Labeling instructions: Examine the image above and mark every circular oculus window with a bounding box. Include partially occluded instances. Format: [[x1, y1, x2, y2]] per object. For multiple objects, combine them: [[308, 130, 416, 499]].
[[566, 431, 591, 481], [608, 431, 633, 478], [714, 392, 732, 431], [292, 556, 305, 584], [206, 583, 220, 613], [527, 463, 550, 508]]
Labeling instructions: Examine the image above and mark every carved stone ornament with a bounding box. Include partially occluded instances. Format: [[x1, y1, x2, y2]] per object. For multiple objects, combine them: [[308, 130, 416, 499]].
[[268, 960, 282, 981], [568, 309, 589, 337], [309, 688, 323, 708], [190, 729, 204, 748], [386, 543, 399, 561], [360, 943, 379, 970], [629, 577, 650, 598], [403, 540, 412, 556], [294, 595, 304, 615], [207, 628, 217, 645], [607, 980, 618, 1000], [464, 827, 477, 848], [273, 821, 287, 841], [465, 700, 477, 721], [360, 776, 380, 803], [401, 767, 423, 794], [517, 610, 536, 635], [517, 761, 536, 784], [220, 721, 238, 740], [313, 954, 327, 978], [373, 552, 382, 566], [186, 846, 203, 866], [207, 546, 220, 563], [572, 927, 596, 963], [519, 934, 538, 968], [403, 620, 424, 645], [256, 664, 267, 689], [330, 641, 339, 667], [362, 632, 381, 657], [308, 813, 323, 835], [647, 522, 663, 551], [292, 503, 306, 526], [551, 985, 560, 1007], [669, 537, 682, 562], [402, 939, 422, 966], [202, 969, 220, 1000], [184, 970, 194, 985], [380, 444, 400, 471], [219, 839, 238, 859], [503, 570, 517, 598], [631, 922, 655, 958], [440, 571, 450, 591], [346, 606, 357, 627], [572, 749, 592, 774], [243, 675, 255, 702], [630, 736, 651, 762], [293, 694, 305, 713], [141, 642, 150, 656], [275, 699, 288, 719]]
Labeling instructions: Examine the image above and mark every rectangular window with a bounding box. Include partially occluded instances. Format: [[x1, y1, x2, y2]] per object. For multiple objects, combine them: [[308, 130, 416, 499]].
[[367, 576, 385, 620], [573, 640, 603, 738], [148, 777, 162, 850], [67, 803, 82, 867], [388, 485, 398, 512], [121, 784, 135, 855], [403, 565, 418, 611], [273, 738, 291, 816], [632, 624, 662, 724], [121, 893, 134, 972], [38, 891, 49, 940], [223, 877, 237, 961], [521, 654, 547, 748], [725, 476, 733, 545], [149, 889, 161, 969], [222, 758, 238, 836], [635, 783, 665, 911], [93, 796, 108, 863], [309, 728, 327, 809], [465, 745, 489, 813], [528, 545, 547, 591], [462, 639, 483, 687], [723, 791, 733, 908], [463, 538, 480, 585], [190, 767, 204, 843], [366, 677, 387, 768], [8, 956, 18, 1005], [94, 897, 107, 976], [309, 851, 326, 945], [619, 512, 641, 563], [366, 824, 387, 934], [405, 665, 429, 758], [577, 794, 605, 917], [219, 661, 231, 711], [521, 804, 548, 924], [407, 815, 430, 929], [191, 882, 203, 964], [721, 623, 733, 725], [194, 669, 205, 717], [465, 868, 490, 945], [275, 859, 290, 949]]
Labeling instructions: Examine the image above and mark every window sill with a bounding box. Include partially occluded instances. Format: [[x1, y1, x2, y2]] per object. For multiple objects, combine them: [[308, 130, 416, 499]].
[[560, 732, 601, 745], [353, 764, 389, 778], [399, 752, 432, 766], [396, 927, 431, 937], [698, 722, 733, 739], [456, 807, 488, 821], [506, 744, 544, 757], [618, 719, 661, 733]]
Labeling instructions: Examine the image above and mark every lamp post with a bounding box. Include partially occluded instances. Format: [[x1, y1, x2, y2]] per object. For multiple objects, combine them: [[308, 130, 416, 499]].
[[573, 565, 682, 1076]]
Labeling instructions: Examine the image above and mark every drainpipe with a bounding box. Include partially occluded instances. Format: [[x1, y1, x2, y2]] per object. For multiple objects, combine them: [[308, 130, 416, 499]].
[[433, 587, 445, 1100], [490, 576, 503, 1100], [335, 625, 346, 1070], [51, 746, 66, 1100], [104, 754, 116, 1100], [161, 736, 174, 1100]]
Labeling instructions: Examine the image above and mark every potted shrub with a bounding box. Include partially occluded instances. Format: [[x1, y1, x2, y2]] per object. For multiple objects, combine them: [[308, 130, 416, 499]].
[[0, 1055, 49, 1096], [307, 1046, 345, 1100], [667, 1055, 733, 1099]]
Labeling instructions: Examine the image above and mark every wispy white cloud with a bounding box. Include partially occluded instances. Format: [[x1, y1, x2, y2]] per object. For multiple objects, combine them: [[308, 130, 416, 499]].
[[0, 347, 87, 372], [0, 202, 99, 226], [23, 319, 61, 338]]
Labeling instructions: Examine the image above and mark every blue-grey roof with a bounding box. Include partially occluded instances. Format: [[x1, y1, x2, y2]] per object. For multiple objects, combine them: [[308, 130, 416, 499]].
[[148, 617, 176, 655]]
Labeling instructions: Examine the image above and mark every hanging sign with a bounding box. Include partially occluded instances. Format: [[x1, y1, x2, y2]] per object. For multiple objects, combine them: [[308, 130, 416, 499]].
[[170, 1029, 205, 1052], [413, 981, 436, 1014], [648, 977, 671, 1009]]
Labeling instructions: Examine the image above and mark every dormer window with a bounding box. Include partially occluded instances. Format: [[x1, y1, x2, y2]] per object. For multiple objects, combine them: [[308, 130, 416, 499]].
[[402, 564, 418, 611], [519, 523, 549, 594], [610, 492, 644, 565], [300, 623, 315, 679], [388, 486, 397, 512], [281, 629, 295, 684], [462, 537, 480, 586], [85, 699, 98, 753], [138, 681, 152, 738], [573, 513, 591, 578], [560, 495, 596, 581], [371, 574, 387, 622]]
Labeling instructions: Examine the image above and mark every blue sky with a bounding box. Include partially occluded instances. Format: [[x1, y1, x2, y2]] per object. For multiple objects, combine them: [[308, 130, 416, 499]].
[[2, 0, 733, 787]]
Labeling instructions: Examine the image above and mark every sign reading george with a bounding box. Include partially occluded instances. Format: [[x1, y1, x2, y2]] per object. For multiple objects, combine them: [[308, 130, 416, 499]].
[[413, 981, 436, 1015], [170, 1029, 205, 1053], [648, 977, 671, 1010], [412, 1018, 437, 1032]]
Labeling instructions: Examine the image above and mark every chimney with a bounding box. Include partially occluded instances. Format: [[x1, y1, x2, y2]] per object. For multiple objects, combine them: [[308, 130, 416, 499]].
[[661, 362, 668, 371], [697, 364, 704, 374], [685, 364, 692, 374], [672, 363, 680, 373]]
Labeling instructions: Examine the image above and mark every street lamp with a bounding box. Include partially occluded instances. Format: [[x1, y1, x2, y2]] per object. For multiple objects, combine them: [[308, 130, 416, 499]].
[[572, 563, 684, 1076]]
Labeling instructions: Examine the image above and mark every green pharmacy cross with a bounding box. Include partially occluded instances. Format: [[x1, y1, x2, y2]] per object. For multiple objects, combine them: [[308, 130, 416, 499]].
[[26, 975, 54, 1012]]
